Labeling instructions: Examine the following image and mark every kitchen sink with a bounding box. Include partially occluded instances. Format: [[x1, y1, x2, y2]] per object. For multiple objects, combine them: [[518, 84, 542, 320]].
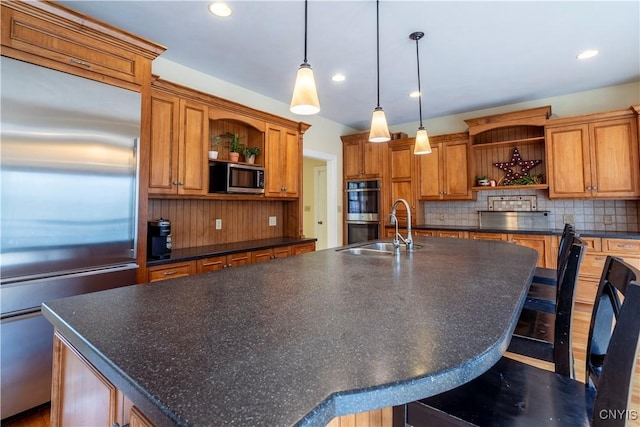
[[338, 241, 423, 255]]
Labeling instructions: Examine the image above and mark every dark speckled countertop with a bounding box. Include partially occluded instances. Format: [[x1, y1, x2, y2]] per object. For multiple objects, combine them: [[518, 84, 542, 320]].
[[406, 225, 640, 239], [147, 237, 318, 267], [42, 237, 538, 427]]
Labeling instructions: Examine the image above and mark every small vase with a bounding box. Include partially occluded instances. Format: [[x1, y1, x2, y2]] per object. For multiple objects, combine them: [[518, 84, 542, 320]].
[[247, 154, 256, 164], [208, 150, 218, 160], [229, 152, 240, 162]]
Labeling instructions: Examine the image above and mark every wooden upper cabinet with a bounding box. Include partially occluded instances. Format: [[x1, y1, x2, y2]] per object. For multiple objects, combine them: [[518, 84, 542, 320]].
[[546, 110, 639, 199], [1, 1, 164, 90], [418, 133, 472, 200], [386, 140, 417, 225], [265, 124, 300, 198], [341, 132, 385, 180], [148, 91, 208, 196]]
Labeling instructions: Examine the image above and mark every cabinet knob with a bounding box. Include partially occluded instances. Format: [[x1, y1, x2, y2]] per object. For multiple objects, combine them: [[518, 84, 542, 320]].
[[586, 186, 592, 190], [173, 180, 179, 185], [178, 181, 185, 185], [592, 186, 597, 191]]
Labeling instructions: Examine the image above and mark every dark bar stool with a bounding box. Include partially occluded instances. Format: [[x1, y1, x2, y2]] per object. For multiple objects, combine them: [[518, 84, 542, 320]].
[[402, 256, 640, 427]]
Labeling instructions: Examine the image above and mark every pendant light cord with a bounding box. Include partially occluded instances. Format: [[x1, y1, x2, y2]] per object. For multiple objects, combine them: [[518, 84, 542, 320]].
[[415, 36, 423, 128], [303, 0, 309, 64], [376, 0, 381, 108]]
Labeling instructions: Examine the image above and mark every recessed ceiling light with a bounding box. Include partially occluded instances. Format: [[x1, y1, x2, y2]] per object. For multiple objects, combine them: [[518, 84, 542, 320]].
[[577, 49, 599, 60], [332, 73, 346, 82], [409, 91, 421, 98], [209, 2, 232, 17]]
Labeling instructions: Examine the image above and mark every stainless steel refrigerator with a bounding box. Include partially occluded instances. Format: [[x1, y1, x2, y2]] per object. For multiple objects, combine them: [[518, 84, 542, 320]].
[[1, 56, 140, 419]]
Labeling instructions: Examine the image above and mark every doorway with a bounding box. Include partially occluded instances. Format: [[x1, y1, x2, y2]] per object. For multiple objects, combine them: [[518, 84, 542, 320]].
[[302, 149, 338, 249]]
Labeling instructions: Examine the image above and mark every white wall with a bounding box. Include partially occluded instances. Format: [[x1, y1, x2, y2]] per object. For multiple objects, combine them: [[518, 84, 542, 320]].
[[391, 81, 640, 137], [152, 57, 354, 247]]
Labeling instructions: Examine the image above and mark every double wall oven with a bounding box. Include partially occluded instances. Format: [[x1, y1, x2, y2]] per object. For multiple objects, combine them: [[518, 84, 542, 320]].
[[345, 180, 381, 244]]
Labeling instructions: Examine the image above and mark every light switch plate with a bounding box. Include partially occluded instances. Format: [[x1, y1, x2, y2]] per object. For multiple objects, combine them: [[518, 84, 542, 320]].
[[269, 216, 277, 226], [215, 219, 222, 230]]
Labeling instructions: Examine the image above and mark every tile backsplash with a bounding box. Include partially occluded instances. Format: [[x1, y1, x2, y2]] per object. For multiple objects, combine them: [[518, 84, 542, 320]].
[[421, 189, 639, 232]]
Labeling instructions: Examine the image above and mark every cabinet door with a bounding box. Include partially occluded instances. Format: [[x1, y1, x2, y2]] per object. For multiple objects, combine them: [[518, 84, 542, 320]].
[[388, 143, 416, 224], [362, 141, 384, 178], [51, 333, 120, 427], [443, 141, 472, 199], [546, 124, 591, 198], [130, 406, 155, 427], [589, 117, 640, 198], [149, 92, 179, 194], [178, 99, 208, 195], [265, 124, 300, 198], [417, 144, 442, 200], [343, 140, 363, 180], [508, 234, 551, 268]]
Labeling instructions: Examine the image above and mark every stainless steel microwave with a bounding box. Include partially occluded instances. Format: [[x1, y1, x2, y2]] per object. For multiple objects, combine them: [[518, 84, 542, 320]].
[[209, 162, 265, 194]]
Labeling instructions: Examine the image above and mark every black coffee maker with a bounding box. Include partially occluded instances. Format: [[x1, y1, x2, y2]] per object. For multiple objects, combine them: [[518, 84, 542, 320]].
[[147, 218, 172, 259]]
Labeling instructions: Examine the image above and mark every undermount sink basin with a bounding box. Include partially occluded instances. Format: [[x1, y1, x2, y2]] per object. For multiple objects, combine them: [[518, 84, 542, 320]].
[[338, 241, 423, 255], [339, 247, 394, 255]]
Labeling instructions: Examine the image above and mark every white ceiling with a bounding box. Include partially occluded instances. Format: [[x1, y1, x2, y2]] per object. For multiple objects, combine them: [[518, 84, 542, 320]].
[[58, 1, 640, 131]]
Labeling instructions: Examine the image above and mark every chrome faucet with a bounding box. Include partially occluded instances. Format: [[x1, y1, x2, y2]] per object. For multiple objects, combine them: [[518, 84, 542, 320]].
[[390, 198, 414, 252]]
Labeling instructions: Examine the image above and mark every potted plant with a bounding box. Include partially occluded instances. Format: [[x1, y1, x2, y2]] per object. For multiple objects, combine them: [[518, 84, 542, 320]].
[[209, 134, 220, 160], [243, 146, 260, 164], [476, 175, 489, 186], [218, 132, 244, 162]]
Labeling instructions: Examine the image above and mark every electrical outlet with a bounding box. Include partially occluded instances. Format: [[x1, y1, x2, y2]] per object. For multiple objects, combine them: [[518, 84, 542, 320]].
[[562, 214, 575, 225], [269, 216, 277, 226], [438, 213, 445, 221], [215, 219, 222, 230], [603, 215, 613, 225]]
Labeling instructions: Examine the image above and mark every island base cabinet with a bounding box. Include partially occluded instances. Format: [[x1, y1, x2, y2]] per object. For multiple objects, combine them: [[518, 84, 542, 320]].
[[326, 407, 393, 427], [51, 332, 131, 427]]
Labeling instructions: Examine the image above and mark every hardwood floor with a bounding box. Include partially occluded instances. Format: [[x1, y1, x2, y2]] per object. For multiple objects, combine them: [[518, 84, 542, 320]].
[[1, 404, 50, 427], [5, 304, 639, 427]]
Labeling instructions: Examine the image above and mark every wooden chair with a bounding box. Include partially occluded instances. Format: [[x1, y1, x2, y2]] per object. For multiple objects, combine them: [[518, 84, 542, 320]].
[[522, 223, 576, 313], [506, 234, 585, 375], [402, 256, 640, 427]]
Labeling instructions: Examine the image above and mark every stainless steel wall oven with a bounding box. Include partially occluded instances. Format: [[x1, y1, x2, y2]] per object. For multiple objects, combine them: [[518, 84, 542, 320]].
[[345, 180, 381, 244]]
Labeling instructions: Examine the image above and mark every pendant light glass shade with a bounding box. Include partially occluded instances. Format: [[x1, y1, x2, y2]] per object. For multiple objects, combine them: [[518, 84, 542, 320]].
[[369, 107, 391, 142], [290, 0, 320, 115], [414, 126, 432, 154], [410, 31, 431, 155], [290, 63, 320, 115], [368, 0, 390, 142]]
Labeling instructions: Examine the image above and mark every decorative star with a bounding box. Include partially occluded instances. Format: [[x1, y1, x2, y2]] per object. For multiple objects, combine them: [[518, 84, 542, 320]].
[[493, 147, 541, 183]]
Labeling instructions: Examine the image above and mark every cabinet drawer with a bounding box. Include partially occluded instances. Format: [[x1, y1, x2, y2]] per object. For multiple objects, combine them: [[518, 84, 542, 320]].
[[147, 262, 193, 283], [601, 238, 640, 254], [579, 253, 609, 278], [293, 242, 315, 255], [2, 7, 143, 85], [468, 232, 507, 241], [251, 249, 274, 263], [580, 237, 601, 252], [197, 255, 227, 273], [576, 277, 600, 306]]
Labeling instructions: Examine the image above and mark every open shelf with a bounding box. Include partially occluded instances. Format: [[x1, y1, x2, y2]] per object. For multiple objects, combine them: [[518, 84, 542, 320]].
[[471, 136, 545, 150], [472, 184, 549, 191]]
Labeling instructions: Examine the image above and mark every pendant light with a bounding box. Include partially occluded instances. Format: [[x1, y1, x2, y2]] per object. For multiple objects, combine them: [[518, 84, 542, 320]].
[[290, 0, 320, 115], [410, 31, 431, 155], [368, 0, 390, 143]]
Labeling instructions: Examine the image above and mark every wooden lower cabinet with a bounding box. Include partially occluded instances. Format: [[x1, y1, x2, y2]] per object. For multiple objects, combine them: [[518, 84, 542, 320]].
[[148, 244, 314, 281], [327, 407, 393, 427], [51, 333, 133, 427], [469, 232, 552, 268], [147, 261, 194, 283], [292, 241, 316, 255], [130, 406, 155, 427], [575, 237, 640, 306], [388, 229, 467, 239]]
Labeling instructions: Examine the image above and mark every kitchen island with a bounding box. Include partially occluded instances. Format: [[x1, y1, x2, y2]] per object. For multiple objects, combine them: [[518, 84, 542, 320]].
[[42, 236, 538, 427]]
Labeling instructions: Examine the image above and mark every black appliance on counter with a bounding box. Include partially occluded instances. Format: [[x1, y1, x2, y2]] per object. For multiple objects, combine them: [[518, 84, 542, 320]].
[[345, 180, 381, 244], [148, 219, 172, 259]]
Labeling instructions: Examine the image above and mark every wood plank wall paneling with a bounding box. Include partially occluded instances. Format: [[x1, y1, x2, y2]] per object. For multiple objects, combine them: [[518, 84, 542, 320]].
[[473, 125, 543, 144], [148, 199, 285, 248], [473, 143, 546, 181]]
